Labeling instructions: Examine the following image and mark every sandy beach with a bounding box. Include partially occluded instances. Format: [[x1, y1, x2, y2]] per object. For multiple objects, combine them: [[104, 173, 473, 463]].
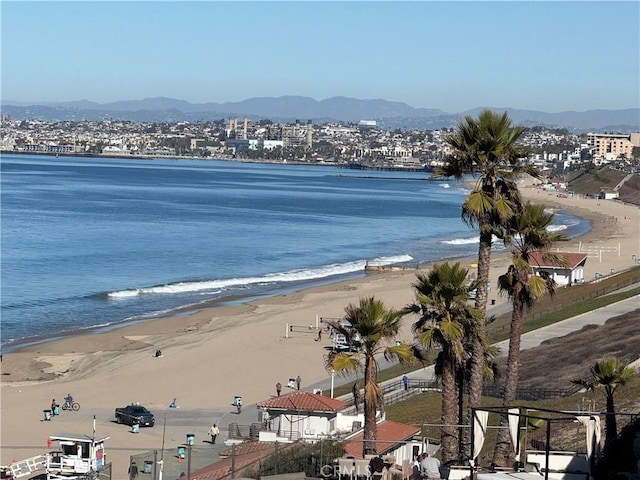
[[1, 185, 638, 473]]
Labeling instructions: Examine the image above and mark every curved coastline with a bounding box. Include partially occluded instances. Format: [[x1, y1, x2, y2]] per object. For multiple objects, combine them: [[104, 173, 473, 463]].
[[0, 195, 599, 354]]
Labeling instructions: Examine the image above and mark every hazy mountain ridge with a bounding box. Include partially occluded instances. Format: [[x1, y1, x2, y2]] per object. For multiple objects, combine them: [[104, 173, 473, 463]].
[[2, 96, 638, 132]]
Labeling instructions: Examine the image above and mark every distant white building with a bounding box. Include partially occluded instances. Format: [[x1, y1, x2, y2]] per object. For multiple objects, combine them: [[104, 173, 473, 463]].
[[225, 138, 283, 153], [358, 120, 377, 128]]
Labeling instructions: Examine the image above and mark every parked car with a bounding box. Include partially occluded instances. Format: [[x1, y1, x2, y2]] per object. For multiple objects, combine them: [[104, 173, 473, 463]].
[[115, 404, 155, 427]]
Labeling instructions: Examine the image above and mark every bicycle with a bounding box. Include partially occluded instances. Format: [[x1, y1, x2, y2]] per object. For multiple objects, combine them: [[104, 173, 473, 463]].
[[62, 400, 80, 411]]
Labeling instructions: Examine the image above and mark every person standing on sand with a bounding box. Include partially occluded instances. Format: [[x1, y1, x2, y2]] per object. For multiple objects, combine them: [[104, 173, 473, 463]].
[[296, 375, 301, 390], [208, 423, 220, 444], [276, 382, 282, 396]]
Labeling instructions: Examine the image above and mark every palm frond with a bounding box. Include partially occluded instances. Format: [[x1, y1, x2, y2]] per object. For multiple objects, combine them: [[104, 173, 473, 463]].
[[325, 351, 361, 375]]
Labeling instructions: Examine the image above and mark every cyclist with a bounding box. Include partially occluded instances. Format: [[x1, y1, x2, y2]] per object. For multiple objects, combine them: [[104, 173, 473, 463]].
[[64, 393, 74, 407]]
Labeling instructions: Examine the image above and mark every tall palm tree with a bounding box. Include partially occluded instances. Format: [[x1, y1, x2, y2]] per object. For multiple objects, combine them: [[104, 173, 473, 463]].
[[405, 262, 482, 464], [325, 296, 416, 457], [457, 319, 501, 459], [442, 110, 539, 410], [491, 203, 568, 466], [573, 358, 635, 447]]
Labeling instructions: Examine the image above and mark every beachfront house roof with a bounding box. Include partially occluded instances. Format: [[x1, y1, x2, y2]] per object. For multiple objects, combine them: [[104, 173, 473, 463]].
[[529, 251, 588, 286], [191, 441, 285, 480], [256, 391, 350, 443], [257, 391, 347, 413], [343, 420, 421, 458], [340, 419, 423, 475]]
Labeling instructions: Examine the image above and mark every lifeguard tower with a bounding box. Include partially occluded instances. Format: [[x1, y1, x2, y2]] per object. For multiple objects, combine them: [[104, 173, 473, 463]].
[[46, 433, 110, 479], [3, 432, 110, 479]]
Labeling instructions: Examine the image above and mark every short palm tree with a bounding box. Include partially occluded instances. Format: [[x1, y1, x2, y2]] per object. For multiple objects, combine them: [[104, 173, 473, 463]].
[[405, 262, 482, 464], [492, 203, 568, 467], [325, 296, 416, 457], [442, 109, 539, 410], [573, 358, 635, 447]]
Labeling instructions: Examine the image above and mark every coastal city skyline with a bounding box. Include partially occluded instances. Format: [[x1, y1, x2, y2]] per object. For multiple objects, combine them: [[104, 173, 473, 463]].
[[2, 1, 639, 113]]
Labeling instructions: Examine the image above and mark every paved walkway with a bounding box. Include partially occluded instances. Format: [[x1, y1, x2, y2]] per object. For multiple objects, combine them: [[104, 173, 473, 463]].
[[494, 294, 640, 353], [308, 293, 640, 394]]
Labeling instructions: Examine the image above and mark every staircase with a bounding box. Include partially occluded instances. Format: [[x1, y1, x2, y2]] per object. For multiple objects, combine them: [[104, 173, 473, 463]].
[[9, 455, 47, 478]]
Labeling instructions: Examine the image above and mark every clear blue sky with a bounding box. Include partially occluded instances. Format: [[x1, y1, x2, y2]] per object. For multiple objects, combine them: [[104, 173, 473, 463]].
[[2, 1, 639, 113]]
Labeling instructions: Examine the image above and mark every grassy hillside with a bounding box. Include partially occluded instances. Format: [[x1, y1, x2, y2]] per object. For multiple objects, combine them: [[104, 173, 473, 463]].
[[565, 166, 639, 205], [619, 173, 640, 205]]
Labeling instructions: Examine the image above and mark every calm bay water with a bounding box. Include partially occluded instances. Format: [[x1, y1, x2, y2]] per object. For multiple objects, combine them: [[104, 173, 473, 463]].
[[0, 154, 589, 350]]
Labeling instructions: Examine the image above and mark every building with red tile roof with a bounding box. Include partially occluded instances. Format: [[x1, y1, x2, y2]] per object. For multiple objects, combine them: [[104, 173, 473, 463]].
[[256, 391, 351, 443], [191, 441, 296, 480], [257, 391, 347, 412], [529, 251, 588, 286], [343, 420, 421, 458]]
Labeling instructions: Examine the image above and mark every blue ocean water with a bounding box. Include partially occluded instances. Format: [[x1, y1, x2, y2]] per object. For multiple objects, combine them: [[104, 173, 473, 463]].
[[0, 154, 590, 350]]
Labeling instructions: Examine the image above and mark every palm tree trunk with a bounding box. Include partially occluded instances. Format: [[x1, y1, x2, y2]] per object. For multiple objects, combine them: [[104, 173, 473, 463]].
[[441, 352, 459, 465], [363, 353, 378, 457], [469, 230, 492, 409], [605, 390, 617, 448], [456, 366, 465, 463], [492, 284, 524, 467]]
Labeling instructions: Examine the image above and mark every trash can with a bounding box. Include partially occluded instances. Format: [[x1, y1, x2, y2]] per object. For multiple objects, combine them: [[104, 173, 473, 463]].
[[233, 396, 242, 406], [132, 423, 140, 434], [186, 434, 194, 446], [143, 461, 153, 474], [491, 299, 496, 305], [43, 409, 51, 421], [177, 446, 186, 459]]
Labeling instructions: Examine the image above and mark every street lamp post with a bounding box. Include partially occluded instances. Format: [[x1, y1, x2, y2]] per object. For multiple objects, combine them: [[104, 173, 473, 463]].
[[187, 444, 192, 480], [330, 370, 335, 398]]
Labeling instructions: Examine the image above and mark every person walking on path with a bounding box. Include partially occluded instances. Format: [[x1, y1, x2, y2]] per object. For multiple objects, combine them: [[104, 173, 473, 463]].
[[402, 374, 409, 391], [296, 375, 301, 390], [208, 423, 220, 444], [128, 461, 139, 480], [276, 382, 282, 396], [352, 381, 361, 413]]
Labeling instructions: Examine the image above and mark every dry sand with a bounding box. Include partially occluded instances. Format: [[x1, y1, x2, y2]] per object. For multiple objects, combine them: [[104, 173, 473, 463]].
[[1, 185, 638, 472]]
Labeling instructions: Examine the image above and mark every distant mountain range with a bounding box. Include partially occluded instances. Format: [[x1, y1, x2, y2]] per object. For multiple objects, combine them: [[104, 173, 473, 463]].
[[2, 96, 639, 133]]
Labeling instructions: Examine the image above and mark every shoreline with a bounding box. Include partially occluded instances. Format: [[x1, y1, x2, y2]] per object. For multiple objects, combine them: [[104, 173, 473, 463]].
[[1, 185, 635, 362], [0, 271, 370, 354], [0, 187, 633, 360], [1, 184, 638, 470], [0, 201, 590, 354]]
